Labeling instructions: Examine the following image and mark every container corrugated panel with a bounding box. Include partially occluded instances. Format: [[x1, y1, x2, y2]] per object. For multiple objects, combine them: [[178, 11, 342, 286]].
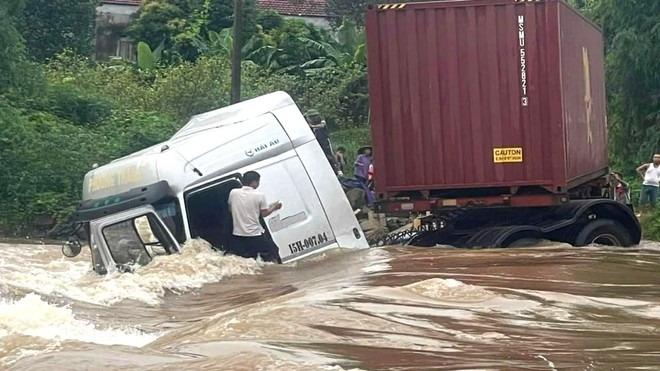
[[365, 0, 608, 196]]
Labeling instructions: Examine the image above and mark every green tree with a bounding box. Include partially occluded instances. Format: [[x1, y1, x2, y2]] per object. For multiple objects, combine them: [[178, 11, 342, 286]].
[[20, 0, 97, 61], [127, 0, 188, 62], [299, 19, 365, 73], [326, 0, 429, 27], [580, 0, 660, 171], [266, 18, 323, 72], [255, 9, 283, 32], [127, 0, 257, 63], [207, 0, 257, 42], [0, 0, 26, 93], [326, 0, 374, 28]]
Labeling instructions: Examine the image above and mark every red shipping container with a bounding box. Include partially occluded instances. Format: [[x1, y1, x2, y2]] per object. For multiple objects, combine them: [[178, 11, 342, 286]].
[[365, 0, 608, 198]]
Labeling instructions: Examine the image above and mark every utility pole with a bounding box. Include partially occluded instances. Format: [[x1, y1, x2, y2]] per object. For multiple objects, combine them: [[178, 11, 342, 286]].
[[230, 0, 243, 104]]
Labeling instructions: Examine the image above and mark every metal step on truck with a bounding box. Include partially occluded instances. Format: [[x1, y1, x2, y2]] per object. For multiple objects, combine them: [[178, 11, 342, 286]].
[[59, 92, 370, 274], [365, 0, 642, 248]]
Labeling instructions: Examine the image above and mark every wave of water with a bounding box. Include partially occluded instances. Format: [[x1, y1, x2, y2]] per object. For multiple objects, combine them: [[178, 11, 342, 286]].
[[0, 293, 157, 347], [2, 240, 660, 370], [0, 239, 265, 306]]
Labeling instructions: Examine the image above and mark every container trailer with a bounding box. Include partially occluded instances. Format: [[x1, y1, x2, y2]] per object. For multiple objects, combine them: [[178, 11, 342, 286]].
[[365, 0, 641, 247]]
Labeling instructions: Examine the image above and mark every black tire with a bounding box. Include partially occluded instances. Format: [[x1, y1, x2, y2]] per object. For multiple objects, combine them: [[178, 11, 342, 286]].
[[405, 230, 444, 247], [574, 219, 635, 247]]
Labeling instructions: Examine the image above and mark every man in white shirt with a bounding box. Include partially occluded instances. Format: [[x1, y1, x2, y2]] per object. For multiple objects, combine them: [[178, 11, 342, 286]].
[[227, 171, 283, 263], [636, 154, 660, 209]]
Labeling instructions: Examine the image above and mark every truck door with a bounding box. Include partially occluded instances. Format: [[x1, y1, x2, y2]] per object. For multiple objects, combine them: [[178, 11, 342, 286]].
[[89, 206, 180, 273], [250, 153, 337, 262], [184, 175, 242, 252], [174, 113, 337, 262]]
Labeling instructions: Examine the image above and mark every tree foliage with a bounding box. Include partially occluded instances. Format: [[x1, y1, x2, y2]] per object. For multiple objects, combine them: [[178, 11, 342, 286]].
[[325, 0, 430, 28], [20, 0, 97, 61], [300, 20, 365, 73], [0, 0, 27, 93], [325, 0, 375, 28], [600, 1, 660, 169], [570, 0, 660, 173], [127, 0, 257, 62], [0, 104, 176, 234], [4, 0, 658, 241]]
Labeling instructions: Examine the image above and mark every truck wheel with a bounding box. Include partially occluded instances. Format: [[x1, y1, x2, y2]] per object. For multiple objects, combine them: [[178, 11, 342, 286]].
[[574, 219, 634, 247]]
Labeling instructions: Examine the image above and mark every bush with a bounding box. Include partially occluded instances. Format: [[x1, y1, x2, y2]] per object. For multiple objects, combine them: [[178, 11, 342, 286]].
[[0, 101, 178, 235], [1, 49, 373, 235], [640, 208, 660, 241], [255, 10, 283, 32], [280, 66, 368, 129], [39, 82, 114, 126], [45, 53, 233, 123], [150, 56, 231, 121], [94, 109, 178, 158], [0, 105, 97, 234]]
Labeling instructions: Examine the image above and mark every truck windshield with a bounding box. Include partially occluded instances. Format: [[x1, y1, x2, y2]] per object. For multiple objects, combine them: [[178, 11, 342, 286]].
[[154, 198, 185, 243], [102, 214, 175, 268]]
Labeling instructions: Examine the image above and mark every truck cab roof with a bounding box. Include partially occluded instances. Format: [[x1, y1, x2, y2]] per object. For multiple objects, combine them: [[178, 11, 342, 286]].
[[80, 91, 314, 204]]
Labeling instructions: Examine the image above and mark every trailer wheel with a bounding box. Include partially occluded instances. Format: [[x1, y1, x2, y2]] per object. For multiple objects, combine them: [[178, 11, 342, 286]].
[[574, 219, 635, 247]]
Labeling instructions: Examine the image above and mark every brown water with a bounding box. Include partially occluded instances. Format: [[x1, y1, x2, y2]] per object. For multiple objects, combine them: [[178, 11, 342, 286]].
[[2, 239, 660, 371]]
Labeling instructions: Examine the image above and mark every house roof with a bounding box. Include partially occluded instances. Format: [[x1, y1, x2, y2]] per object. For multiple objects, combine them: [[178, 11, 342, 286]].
[[101, 0, 141, 5], [257, 0, 328, 18], [99, 0, 330, 18]]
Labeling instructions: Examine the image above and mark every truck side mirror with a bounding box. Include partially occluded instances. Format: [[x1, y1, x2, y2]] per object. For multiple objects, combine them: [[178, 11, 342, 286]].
[[62, 239, 82, 258]]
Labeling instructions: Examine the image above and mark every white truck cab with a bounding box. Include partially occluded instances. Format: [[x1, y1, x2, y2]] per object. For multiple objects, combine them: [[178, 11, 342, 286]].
[[63, 92, 369, 274]]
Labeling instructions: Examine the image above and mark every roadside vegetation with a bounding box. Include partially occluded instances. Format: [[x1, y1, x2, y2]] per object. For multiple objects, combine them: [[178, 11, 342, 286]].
[[0, 0, 658, 240]]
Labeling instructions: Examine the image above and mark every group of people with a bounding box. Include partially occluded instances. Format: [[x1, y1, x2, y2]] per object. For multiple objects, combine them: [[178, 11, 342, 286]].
[[304, 110, 374, 197]]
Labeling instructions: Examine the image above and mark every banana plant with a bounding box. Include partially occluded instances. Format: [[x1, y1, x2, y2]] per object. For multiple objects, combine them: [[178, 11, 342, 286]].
[[136, 40, 165, 70], [106, 40, 165, 71], [298, 19, 366, 74], [192, 27, 294, 72]]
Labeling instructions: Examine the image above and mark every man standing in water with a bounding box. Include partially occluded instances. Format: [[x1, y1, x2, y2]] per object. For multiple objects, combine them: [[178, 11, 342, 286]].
[[228, 171, 282, 263], [636, 154, 660, 210]]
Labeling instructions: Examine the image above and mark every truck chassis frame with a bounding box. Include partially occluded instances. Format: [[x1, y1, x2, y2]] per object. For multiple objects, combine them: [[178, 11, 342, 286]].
[[374, 196, 641, 249]]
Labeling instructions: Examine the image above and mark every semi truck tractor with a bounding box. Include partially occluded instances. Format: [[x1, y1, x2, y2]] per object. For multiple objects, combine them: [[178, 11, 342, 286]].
[[365, 0, 642, 248], [59, 92, 370, 274]]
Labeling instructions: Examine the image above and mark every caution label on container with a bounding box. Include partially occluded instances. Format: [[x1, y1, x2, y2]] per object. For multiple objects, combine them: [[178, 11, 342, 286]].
[[493, 147, 523, 163]]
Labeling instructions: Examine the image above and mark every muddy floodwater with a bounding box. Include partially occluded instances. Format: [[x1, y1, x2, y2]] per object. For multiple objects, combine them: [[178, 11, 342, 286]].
[[1, 239, 660, 371]]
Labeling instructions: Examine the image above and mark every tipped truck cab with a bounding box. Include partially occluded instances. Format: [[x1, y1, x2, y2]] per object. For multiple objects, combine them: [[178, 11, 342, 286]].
[[67, 92, 369, 274]]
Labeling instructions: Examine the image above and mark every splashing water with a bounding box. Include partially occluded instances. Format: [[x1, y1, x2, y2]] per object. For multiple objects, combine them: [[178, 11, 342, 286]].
[[0, 239, 265, 306], [0, 293, 158, 347]]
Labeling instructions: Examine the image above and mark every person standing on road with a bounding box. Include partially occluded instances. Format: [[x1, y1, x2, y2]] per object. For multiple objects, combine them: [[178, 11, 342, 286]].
[[228, 171, 282, 263], [636, 154, 660, 209]]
